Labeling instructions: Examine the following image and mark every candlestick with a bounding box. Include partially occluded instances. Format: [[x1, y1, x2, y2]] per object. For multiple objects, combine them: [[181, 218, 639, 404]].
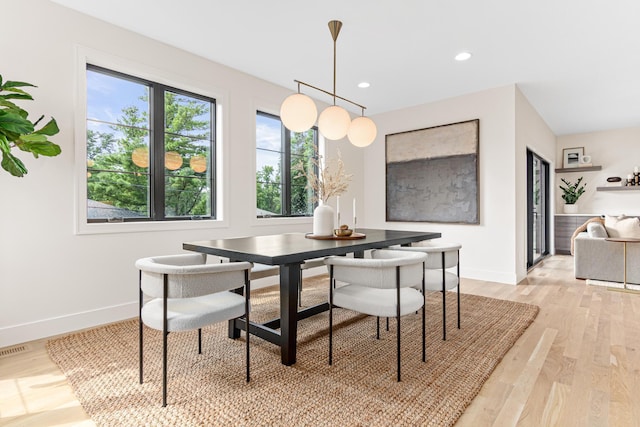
[[336, 196, 340, 226], [353, 198, 356, 231]]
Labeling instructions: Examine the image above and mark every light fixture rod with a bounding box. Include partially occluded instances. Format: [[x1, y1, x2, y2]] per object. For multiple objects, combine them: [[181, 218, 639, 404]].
[[294, 79, 367, 112], [329, 20, 342, 105]]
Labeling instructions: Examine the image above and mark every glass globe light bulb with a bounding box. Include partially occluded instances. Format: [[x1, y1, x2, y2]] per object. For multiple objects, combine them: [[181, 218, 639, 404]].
[[318, 105, 351, 140], [347, 116, 377, 147], [280, 93, 317, 132]]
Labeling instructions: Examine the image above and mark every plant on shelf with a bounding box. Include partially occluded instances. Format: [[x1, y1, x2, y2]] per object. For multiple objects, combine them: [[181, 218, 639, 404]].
[[559, 176, 586, 204], [0, 74, 61, 177]]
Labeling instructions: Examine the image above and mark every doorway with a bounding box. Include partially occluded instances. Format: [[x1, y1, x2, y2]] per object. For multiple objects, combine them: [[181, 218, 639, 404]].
[[527, 149, 550, 268]]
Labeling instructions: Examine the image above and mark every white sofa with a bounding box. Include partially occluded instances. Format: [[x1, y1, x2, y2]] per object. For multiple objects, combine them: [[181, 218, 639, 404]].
[[573, 215, 640, 284]]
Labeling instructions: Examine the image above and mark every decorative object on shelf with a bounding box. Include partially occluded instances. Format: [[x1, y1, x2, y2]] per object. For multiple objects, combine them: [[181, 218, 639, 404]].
[[294, 149, 352, 236], [279, 20, 377, 148], [628, 166, 640, 186], [0, 74, 61, 177], [559, 176, 586, 214], [579, 155, 592, 167], [386, 119, 479, 224], [606, 176, 623, 187], [562, 147, 584, 169]]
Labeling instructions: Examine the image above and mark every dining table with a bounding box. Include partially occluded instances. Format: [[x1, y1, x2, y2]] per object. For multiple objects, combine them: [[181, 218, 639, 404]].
[[183, 228, 441, 365]]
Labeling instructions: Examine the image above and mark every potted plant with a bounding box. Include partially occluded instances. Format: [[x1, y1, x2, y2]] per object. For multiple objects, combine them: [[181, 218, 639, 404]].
[[0, 74, 61, 177], [559, 176, 586, 214]]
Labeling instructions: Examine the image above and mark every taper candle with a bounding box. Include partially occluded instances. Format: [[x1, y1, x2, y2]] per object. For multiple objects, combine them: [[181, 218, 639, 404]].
[[353, 198, 356, 225]]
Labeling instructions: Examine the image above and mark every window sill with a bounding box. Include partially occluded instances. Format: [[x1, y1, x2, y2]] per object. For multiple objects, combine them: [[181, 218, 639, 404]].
[[253, 216, 312, 227], [75, 218, 227, 235]]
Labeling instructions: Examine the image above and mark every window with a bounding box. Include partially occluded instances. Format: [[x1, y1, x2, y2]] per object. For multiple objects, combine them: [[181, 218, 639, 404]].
[[85, 65, 215, 222], [256, 111, 317, 217]]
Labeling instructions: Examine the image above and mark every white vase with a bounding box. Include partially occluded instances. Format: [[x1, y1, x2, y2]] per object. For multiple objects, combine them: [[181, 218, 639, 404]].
[[313, 203, 335, 236], [563, 203, 578, 214]]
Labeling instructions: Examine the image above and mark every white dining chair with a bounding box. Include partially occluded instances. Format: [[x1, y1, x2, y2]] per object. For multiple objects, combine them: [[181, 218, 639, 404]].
[[396, 242, 462, 340], [324, 249, 427, 381], [136, 253, 252, 407]]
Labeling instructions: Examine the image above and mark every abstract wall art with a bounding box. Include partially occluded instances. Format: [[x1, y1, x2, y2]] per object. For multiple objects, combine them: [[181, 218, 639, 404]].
[[385, 119, 479, 224]]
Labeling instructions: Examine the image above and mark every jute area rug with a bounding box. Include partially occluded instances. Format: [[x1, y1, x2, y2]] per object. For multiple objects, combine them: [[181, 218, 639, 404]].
[[47, 275, 538, 426]]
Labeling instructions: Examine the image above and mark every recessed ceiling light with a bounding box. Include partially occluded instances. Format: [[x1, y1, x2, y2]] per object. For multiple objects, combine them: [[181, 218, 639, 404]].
[[455, 52, 472, 61], [357, 82, 370, 88]]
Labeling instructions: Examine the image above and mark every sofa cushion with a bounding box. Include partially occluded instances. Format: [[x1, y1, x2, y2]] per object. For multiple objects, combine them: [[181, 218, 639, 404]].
[[605, 215, 640, 238], [587, 222, 608, 238]]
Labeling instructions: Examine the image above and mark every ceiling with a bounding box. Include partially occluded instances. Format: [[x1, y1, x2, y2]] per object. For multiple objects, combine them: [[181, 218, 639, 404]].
[[52, 0, 640, 136]]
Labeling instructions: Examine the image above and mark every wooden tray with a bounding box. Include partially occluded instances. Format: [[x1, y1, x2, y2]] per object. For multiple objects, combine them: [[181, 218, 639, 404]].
[[305, 232, 366, 240]]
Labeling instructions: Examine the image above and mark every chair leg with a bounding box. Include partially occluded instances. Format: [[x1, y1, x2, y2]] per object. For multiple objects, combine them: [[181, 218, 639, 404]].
[[139, 271, 144, 384], [198, 328, 202, 354], [329, 266, 334, 366], [298, 268, 303, 307], [396, 266, 401, 382], [162, 274, 168, 407], [441, 252, 447, 341], [457, 253, 461, 329], [245, 269, 251, 383], [386, 317, 389, 331], [376, 316, 380, 339], [422, 262, 426, 363]]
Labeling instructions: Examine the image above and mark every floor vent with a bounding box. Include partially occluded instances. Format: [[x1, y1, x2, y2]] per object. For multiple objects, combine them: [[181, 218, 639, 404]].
[[0, 345, 28, 358]]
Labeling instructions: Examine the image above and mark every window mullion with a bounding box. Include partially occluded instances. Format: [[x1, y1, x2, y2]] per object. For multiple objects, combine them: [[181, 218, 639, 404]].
[[151, 84, 165, 220], [210, 103, 217, 219], [283, 129, 292, 216]]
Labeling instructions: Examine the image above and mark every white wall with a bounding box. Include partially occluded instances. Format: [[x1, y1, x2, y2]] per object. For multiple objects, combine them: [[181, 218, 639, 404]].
[[556, 127, 640, 216], [515, 87, 557, 274], [365, 85, 520, 285], [0, 0, 363, 347]]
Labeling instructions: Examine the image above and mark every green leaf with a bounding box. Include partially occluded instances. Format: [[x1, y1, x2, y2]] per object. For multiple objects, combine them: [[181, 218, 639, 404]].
[[0, 110, 34, 134], [2, 87, 30, 95], [2, 80, 37, 89], [20, 133, 48, 143], [0, 93, 33, 100], [34, 118, 59, 136], [1, 150, 28, 177], [0, 75, 3, 87], [0, 134, 10, 153], [19, 140, 62, 157], [0, 98, 20, 110]]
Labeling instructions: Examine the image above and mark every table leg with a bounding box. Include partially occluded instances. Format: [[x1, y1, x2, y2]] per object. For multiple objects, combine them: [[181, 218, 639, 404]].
[[280, 263, 301, 365]]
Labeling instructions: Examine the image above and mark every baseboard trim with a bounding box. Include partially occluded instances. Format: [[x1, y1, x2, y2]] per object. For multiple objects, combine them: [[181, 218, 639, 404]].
[[0, 302, 138, 348], [462, 268, 518, 285]]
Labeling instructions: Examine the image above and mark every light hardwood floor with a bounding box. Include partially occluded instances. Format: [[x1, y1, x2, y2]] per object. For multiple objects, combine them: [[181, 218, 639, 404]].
[[1, 255, 639, 426]]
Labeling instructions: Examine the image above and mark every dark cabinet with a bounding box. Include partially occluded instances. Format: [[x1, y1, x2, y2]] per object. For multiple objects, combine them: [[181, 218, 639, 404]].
[[554, 215, 597, 255]]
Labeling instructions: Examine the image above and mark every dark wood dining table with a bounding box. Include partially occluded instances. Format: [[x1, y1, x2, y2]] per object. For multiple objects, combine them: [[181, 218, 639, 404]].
[[183, 228, 441, 365]]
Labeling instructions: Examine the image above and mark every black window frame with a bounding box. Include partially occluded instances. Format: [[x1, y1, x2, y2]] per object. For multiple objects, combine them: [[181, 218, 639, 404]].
[[86, 64, 216, 223], [256, 111, 318, 218]]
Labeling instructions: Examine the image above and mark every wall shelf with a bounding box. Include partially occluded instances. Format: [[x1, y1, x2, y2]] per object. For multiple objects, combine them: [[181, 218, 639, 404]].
[[596, 186, 640, 192], [555, 166, 602, 173]]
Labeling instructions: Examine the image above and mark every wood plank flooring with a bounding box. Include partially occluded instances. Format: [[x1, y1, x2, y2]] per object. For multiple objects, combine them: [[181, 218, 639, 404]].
[[1, 255, 639, 426]]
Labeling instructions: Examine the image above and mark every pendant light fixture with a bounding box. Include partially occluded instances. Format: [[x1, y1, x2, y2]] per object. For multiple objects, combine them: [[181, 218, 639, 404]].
[[280, 20, 377, 147]]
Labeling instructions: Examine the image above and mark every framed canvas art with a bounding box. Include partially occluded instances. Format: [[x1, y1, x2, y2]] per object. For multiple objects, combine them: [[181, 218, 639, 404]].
[[385, 119, 479, 224], [562, 147, 584, 168]]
